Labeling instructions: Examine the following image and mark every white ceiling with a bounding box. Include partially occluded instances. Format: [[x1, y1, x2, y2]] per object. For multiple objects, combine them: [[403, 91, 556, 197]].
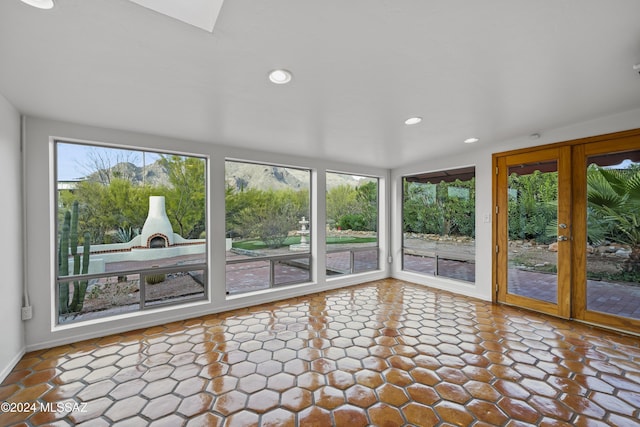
[[1, 0, 640, 168]]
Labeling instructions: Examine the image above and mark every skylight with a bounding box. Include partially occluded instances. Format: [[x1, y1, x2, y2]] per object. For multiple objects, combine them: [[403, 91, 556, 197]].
[[127, 0, 224, 33]]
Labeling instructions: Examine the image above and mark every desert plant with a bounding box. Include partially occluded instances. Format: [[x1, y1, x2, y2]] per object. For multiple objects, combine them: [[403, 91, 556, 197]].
[[587, 166, 640, 273], [114, 226, 139, 243], [146, 273, 166, 284], [58, 201, 90, 314]]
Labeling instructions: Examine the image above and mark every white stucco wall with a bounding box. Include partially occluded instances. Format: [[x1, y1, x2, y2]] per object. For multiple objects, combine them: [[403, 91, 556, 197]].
[[23, 117, 390, 351], [0, 94, 24, 381]]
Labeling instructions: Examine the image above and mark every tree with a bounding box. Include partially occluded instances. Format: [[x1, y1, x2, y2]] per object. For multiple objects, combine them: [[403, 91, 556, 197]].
[[327, 185, 358, 226], [403, 181, 441, 235], [507, 170, 558, 243], [233, 188, 309, 248], [159, 155, 206, 239], [80, 147, 140, 185], [402, 178, 475, 237], [326, 181, 378, 232], [587, 166, 640, 274], [63, 179, 153, 243], [355, 181, 378, 231]]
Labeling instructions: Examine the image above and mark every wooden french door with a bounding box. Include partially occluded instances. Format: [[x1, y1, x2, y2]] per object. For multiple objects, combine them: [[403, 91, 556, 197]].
[[495, 146, 572, 318], [494, 130, 640, 334]]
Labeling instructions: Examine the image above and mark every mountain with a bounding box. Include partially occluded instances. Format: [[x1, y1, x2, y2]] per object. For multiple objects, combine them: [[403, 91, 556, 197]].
[[225, 162, 364, 191], [86, 160, 364, 191], [85, 161, 171, 187]]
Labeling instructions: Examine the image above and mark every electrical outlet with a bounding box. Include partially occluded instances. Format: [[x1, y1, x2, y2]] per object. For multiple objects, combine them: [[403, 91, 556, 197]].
[[21, 306, 32, 320]]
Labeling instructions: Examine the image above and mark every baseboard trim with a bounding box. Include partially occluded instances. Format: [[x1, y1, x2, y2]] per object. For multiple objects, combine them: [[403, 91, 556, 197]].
[[1, 347, 26, 383]]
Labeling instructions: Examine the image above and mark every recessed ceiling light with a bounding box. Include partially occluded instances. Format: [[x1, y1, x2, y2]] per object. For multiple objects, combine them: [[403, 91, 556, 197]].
[[19, 0, 54, 9], [268, 69, 292, 85], [404, 117, 422, 125], [464, 137, 479, 144]]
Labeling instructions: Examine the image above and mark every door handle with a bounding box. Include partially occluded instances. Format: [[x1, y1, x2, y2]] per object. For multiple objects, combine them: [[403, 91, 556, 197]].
[[557, 235, 568, 241]]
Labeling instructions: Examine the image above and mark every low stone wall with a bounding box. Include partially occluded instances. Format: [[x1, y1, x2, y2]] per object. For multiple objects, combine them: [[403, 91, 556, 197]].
[[67, 243, 206, 274]]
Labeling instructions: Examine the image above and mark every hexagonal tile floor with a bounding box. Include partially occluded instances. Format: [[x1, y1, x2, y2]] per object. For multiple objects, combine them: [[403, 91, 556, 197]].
[[1, 279, 639, 426]]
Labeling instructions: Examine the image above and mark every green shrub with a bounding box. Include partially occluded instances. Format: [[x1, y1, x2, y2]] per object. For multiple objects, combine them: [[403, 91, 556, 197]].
[[337, 214, 367, 231]]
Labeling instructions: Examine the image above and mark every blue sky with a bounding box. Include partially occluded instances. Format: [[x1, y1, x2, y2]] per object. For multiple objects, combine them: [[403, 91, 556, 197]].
[[57, 143, 160, 181]]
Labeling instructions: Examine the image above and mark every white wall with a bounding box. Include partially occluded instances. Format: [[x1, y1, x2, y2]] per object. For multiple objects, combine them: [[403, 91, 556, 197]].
[[391, 107, 640, 301], [21, 107, 640, 352], [23, 117, 390, 351], [0, 94, 24, 381]]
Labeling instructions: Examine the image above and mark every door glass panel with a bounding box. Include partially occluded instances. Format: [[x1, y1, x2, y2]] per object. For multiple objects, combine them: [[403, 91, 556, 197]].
[[586, 150, 640, 319], [507, 161, 559, 303]]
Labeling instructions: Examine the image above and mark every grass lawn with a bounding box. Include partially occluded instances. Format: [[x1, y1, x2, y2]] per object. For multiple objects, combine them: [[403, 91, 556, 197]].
[[233, 236, 377, 250]]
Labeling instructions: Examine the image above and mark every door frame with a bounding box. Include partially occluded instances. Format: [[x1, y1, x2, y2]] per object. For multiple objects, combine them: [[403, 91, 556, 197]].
[[492, 128, 640, 334], [494, 146, 572, 318]]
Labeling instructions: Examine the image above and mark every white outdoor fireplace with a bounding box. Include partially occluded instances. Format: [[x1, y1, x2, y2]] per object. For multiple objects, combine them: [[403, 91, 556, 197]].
[[140, 196, 175, 248]]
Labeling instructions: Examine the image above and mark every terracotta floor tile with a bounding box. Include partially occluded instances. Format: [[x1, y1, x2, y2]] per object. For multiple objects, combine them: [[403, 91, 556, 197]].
[[260, 408, 295, 427], [493, 379, 531, 400], [528, 395, 574, 422], [435, 382, 472, 405], [344, 384, 377, 408], [76, 379, 117, 401], [212, 390, 247, 416], [297, 406, 332, 426], [265, 372, 295, 392], [464, 380, 501, 402], [435, 400, 476, 426], [1, 279, 639, 426], [354, 369, 384, 388], [332, 404, 369, 427], [105, 395, 148, 422], [41, 381, 86, 402], [383, 367, 413, 387], [326, 370, 355, 390], [298, 371, 325, 392], [176, 392, 213, 418], [68, 397, 113, 424], [560, 394, 607, 419], [314, 385, 346, 410], [280, 387, 312, 412], [498, 397, 542, 424], [206, 376, 238, 395], [466, 399, 509, 425], [403, 402, 439, 427], [173, 376, 206, 398], [376, 383, 409, 406], [367, 402, 405, 426], [223, 409, 258, 427]]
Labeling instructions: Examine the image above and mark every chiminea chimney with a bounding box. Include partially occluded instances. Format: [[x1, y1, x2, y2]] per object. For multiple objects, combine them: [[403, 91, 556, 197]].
[[140, 196, 175, 248]]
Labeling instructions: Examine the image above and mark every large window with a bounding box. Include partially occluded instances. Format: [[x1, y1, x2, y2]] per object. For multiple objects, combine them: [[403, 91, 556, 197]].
[[55, 142, 207, 324], [225, 160, 311, 294], [402, 167, 476, 282], [326, 172, 379, 275]]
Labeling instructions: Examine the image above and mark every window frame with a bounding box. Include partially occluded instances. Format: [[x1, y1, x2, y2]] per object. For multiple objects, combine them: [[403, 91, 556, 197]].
[[53, 139, 210, 325], [224, 158, 313, 295], [401, 166, 476, 283], [325, 171, 380, 276]]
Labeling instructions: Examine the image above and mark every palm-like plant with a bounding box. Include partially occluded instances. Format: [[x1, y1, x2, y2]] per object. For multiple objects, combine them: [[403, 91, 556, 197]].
[[587, 165, 640, 273]]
